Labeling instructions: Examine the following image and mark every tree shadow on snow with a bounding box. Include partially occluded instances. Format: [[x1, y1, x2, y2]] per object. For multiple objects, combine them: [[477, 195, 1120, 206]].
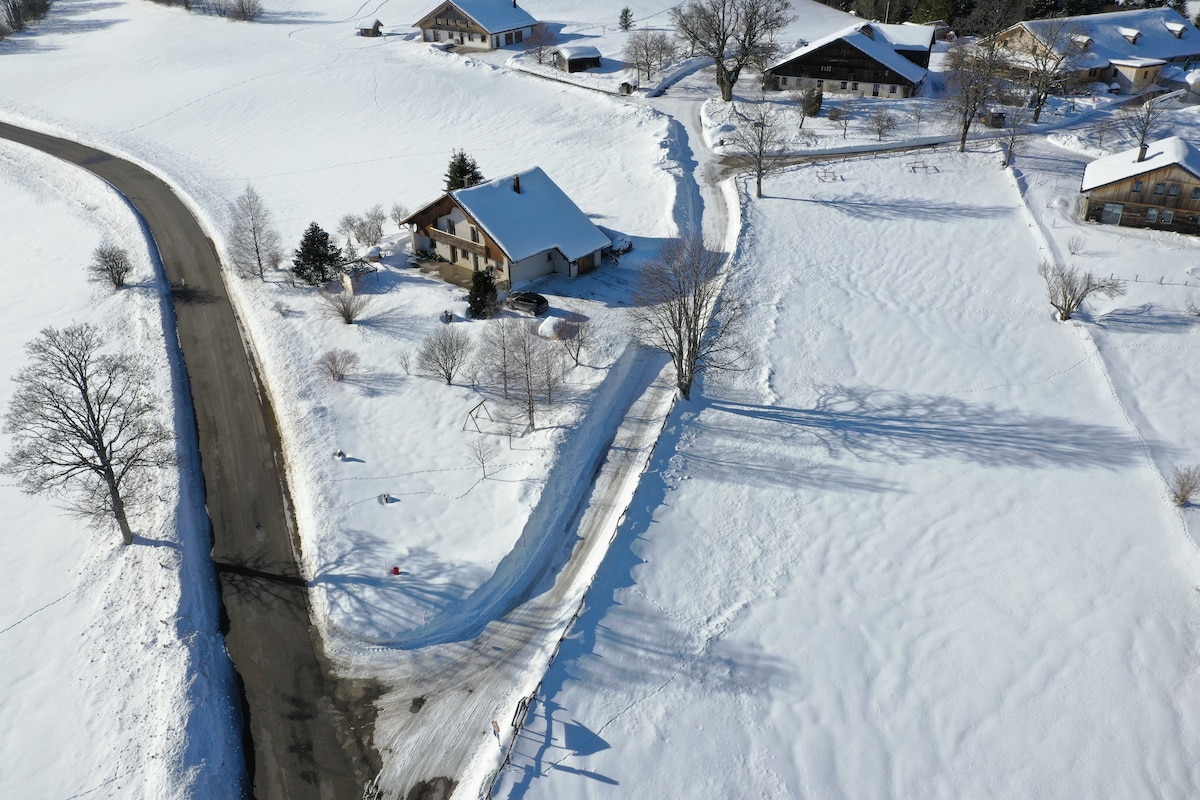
[[1087, 304, 1195, 334], [709, 383, 1151, 469]]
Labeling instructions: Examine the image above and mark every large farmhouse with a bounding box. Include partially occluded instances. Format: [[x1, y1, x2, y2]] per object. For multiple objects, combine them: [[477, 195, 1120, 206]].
[[1081, 137, 1200, 233], [404, 167, 611, 287], [766, 22, 934, 99], [413, 0, 537, 50], [993, 8, 1200, 95]]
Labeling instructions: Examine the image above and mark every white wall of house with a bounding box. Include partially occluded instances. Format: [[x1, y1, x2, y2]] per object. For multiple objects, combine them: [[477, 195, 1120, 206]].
[[509, 248, 569, 285], [775, 74, 914, 98]]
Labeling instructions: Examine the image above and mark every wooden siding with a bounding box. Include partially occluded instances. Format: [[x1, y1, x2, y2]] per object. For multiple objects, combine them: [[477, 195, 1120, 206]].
[[770, 39, 918, 89], [408, 195, 508, 264], [1084, 163, 1200, 233]]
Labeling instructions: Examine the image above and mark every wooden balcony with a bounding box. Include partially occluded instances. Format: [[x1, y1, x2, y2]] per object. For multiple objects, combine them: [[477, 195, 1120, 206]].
[[426, 226, 487, 257]]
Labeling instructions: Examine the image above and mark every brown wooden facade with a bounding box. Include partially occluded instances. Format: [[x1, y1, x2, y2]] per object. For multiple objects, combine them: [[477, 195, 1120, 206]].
[[414, 1, 531, 49], [1084, 163, 1200, 233], [408, 195, 512, 281], [769, 40, 921, 98]]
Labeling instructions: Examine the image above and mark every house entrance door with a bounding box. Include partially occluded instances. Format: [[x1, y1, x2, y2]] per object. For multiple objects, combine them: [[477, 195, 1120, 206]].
[[1101, 203, 1123, 224]]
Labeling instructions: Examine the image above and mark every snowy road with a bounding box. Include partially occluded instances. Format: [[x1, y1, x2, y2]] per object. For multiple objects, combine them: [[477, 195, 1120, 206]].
[[0, 122, 379, 800], [339, 72, 738, 799]]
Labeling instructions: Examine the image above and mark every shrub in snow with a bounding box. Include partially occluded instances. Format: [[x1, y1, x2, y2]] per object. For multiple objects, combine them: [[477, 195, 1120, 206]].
[[89, 242, 133, 289], [418, 326, 472, 385], [1168, 465, 1200, 507], [316, 348, 360, 382]]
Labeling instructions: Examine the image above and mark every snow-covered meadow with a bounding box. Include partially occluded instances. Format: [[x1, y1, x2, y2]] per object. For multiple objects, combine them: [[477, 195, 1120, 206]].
[[0, 141, 240, 798], [5, 0, 1200, 798], [495, 147, 1200, 798]]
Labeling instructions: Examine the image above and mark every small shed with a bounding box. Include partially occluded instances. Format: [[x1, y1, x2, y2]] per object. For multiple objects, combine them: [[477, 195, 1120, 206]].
[[357, 18, 383, 37], [552, 45, 602, 73]]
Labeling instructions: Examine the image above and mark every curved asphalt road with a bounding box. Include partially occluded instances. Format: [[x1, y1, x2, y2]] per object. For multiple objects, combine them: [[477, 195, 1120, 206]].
[[0, 122, 379, 799]]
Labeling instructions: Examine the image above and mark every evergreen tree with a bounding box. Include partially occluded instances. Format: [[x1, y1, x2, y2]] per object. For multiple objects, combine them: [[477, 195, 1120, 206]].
[[444, 150, 485, 192], [291, 222, 342, 286], [467, 269, 498, 319], [619, 7, 634, 30]]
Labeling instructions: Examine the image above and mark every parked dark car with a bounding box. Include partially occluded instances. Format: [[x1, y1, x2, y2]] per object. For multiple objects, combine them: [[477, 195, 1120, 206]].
[[506, 291, 549, 315]]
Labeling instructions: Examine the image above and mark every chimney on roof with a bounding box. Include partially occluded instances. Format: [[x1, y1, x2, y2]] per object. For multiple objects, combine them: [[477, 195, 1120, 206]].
[[513, 174, 521, 193], [1137, 143, 1148, 163]]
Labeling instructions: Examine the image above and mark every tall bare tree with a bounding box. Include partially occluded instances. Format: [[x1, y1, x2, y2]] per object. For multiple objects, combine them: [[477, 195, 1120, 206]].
[[1, 325, 174, 545], [867, 108, 900, 141], [1001, 106, 1030, 166], [1118, 96, 1171, 161], [227, 185, 282, 281], [524, 21, 558, 64], [629, 235, 744, 400], [943, 1, 1010, 152], [479, 318, 520, 399], [1000, 18, 1087, 123], [671, 0, 792, 102], [727, 103, 787, 198]]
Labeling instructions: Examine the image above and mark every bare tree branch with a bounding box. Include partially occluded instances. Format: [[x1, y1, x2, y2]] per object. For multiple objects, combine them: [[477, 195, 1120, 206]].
[[1, 324, 174, 545]]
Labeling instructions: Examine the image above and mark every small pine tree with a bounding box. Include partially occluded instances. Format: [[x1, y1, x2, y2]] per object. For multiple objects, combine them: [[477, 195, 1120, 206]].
[[445, 149, 485, 192], [801, 85, 823, 117], [619, 7, 634, 30], [292, 222, 342, 286], [468, 269, 498, 319]]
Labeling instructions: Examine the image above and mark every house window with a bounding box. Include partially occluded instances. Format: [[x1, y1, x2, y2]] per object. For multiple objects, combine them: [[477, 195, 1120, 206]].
[[820, 65, 832, 72], [470, 227, 479, 243], [852, 82, 859, 90], [1192, 187, 1200, 200], [780, 76, 789, 87], [816, 79, 823, 88], [1154, 182, 1166, 195], [1162, 209, 1175, 224], [547, 252, 553, 261], [889, 85, 897, 93], [1169, 184, 1181, 196], [1146, 208, 1159, 222], [840, 81, 848, 90], [1133, 180, 1144, 192]]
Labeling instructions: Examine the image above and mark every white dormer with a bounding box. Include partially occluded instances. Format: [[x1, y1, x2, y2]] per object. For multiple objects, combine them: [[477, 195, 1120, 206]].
[[1166, 20, 1187, 39], [1070, 32, 1093, 50], [1118, 26, 1142, 45]]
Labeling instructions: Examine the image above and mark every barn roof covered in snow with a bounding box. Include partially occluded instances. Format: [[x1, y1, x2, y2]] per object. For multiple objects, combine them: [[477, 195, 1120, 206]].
[[1081, 136, 1200, 191]]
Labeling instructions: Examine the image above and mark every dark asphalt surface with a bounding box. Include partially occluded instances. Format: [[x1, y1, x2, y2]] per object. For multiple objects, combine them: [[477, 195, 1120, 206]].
[[0, 122, 380, 799]]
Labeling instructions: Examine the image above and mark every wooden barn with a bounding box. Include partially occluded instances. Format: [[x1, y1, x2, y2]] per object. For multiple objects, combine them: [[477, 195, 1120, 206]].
[[766, 22, 932, 99], [552, 45, 602, 73], [356, 18, 383, 37], [413, 0, 537, 50], [402, 167, 611, 288], [1081, 137, 1200, 233]]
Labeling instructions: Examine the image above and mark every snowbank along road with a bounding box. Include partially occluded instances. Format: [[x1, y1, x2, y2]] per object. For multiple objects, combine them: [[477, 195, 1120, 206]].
[[0, 121, 380, 800]]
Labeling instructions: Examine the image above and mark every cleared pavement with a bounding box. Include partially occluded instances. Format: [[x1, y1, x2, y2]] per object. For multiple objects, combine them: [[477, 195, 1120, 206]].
[[0, 122, 380, 800]]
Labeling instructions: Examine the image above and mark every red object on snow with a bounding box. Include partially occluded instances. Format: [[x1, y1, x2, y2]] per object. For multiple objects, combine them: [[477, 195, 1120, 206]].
[[390, 566, 400, 576]]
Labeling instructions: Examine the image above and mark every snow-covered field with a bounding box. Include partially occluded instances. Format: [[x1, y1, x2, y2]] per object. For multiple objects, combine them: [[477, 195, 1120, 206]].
[[494, 148, 1200, 798], [5, 0, 1200, 798], [0, 141, 239, 798]]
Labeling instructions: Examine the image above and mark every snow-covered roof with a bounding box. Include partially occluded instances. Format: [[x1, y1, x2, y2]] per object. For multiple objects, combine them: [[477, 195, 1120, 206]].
[[1081, 136, 1200, 191], [416, 0, 537, 34], [874, 22, 934, 50], [1109, 56, 1166, 68], [451, 167, 610, 263], [1007, 8, 1200, 70], [553, 45, 601, 60], [769, 23, 927, 85]]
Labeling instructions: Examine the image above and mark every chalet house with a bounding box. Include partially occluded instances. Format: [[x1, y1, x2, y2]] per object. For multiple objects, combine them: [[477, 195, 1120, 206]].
[[413, 0, 537, 50], [993, 8, 1200, 95], [766, 22, 934, 99], [403, 167, 611, 287], [1081, 137, 1200, 233], [552, 45, 602, 73]]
